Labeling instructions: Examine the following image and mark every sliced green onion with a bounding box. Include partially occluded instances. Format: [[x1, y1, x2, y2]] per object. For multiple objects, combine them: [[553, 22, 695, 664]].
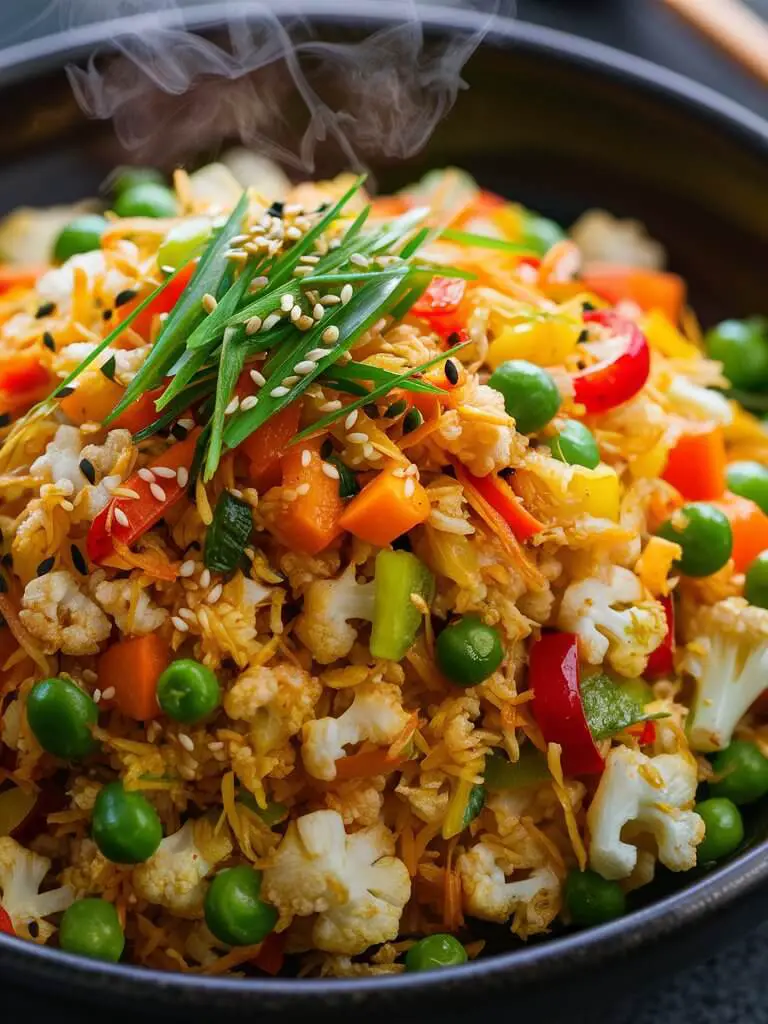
[[204, 491, 254, 573]]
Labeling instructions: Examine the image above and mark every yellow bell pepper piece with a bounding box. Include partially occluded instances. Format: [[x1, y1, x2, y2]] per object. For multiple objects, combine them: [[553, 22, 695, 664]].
[[488, 314, 582, 370], [442, 777, 475, 839], [629, 439, 670, 480], [635, 536, 682, 597], [641, 309, 700, 360], [568, 464, 621, 521], [491, 202, 525, 241]]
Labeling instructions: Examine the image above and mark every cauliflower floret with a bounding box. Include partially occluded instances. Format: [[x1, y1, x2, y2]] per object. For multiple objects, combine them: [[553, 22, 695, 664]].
[[302, 681, 410, 781], [294, 565, 375, 665], [324, 779, 385, 827], [457, 840, 560, 935], [261, 809, 410, 955], [666, 375, 733, 426], [682, 597, 768, 752], [570, 209, 665, 270], [90, 571, 168, 635], [31, 425, 131, 520], [225, 662, 321, 746], [30, 425, 86, 493], [0, 836, 74, 941], [587, 746, 704, 880], [557, 566, 667, 677], [19, 570, 111, 655], [133, 819, 232, 917], [395, 770, 449, 824], [436, 377, 523, 477]]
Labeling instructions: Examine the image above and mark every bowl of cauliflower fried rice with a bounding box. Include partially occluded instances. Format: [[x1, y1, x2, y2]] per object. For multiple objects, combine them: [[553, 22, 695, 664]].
[[1, 4, 768, 1021]]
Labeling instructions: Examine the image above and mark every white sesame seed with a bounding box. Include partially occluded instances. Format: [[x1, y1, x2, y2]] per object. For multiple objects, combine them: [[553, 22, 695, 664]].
[[348, 432, 368, 444], [179, 608, 197, 622], [312, 303, 325, 321], [224, 396, 240, 416], [284, 203, 303, 215], [294, 216, 311, 231], [177, 467, 189, 488], [321, 294, 341, 305], [280, 293, 295, 312], [114, 507, 130, 527], [178, 418, 195, 430], [297, 315, 314, 331], [250, 368, 266, 387], [270, 386, 290, 398], [202, 293, 218, 314], [208, 741, 225, 752], [249, 276, 269, 293], [350, 253, 370, 268], [292, 266, 312, 278], [322, 462, 340, 479], [290, 304, 302, 322], [307, 348, 331, 361], [368, 449, 382, 461], [301, 449, 312, 467], [404, 478, 416, 498], [295, 482, 311, 496], [329, 239, 342, 250], [294, 360, 317, 375], [179, 559, 196, 577], [363, 443, 376, 459], [150, 482, 167, 502], [152, 466, 176, 479], [285, 226, 302, 241], [82, 668, 98, 683], [245, 316, 263, 335], [230, 488, 243, 498], [322, 326, 340, 343], [405, 464, 419, 477], [207, 583, 223, 604], [178, 733, 195, 752], [319, 400, 343, 412], [262, 313, 282, 331], [340, 284, 353, 305], [199, 568, 211, 588], [240, 395, 259, 411], [282, 375, 300, 387], [171, 615, 189, 632], [301, 255, 320, 265], [345, 409, 358, 429], [138, 467, 156, 483], [101, 686, 116, 701]]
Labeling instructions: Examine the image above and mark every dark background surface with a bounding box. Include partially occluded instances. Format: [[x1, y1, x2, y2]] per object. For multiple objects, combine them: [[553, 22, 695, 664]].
[[0, 1, 767, 1020]]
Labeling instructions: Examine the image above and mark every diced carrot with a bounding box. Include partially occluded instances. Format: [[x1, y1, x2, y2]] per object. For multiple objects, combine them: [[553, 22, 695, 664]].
[[0, 265, 46, 295], [113, 387, 166, 434], [713, 491, 768, 573], [276, 436, 344, 555], [339, 466, 430, 547], [0, 355, 49, 394], [662, 426, 726, 501], [60, 374, 124, 426], [240, 401, 302, 491], [581, 264, 686, 323], [97, 633, 171, 721], [116, 262, 195, 340]]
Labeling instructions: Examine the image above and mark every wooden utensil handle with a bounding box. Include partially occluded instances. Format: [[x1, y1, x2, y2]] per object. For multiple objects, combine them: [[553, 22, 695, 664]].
[[663, 0, 768, 86]]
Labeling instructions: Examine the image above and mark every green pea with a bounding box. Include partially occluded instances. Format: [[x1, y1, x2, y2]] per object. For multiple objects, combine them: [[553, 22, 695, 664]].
[[156, 659, 221, 725], [52, 215, 108, 263], [710, 741, 768, 806], [204, 866, 277, 947], [521, 210, 566, 256], [59, 898, 124, 963], [550, 419, 600, 469], [656, 502, 732, 577], [114, 182, 179, 219], [436, 615, 503, 687], [488, 360, 561, 434], [405, 933, 468, 971], [26, 678, 98, 760], [696, 797, 744, 862], [705, 317, 768, 391], [564, 869, 626, 926], [157, 217, 212, 271], [110, 166, 165, 197], [92, 782, 162, 864], [726, 461, 768, 515], [745, 551, 768, 609]]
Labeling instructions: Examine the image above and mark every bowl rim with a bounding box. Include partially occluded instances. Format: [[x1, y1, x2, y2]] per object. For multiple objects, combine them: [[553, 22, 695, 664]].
[[1, 1, 768, 1004]]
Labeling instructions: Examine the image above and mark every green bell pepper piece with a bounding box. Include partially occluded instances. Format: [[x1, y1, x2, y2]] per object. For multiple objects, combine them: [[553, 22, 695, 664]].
[[484, 747, 550, 789], [369, 549, 435, 661], [580, 673, 655, 740]]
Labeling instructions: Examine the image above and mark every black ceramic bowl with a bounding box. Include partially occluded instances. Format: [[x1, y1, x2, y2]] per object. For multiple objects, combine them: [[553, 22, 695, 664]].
[[1, 6, 768, 1022]]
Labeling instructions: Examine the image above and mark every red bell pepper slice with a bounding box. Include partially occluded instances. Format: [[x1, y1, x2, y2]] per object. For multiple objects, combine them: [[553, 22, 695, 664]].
[[87, 430, 199, 566], [116, 261, 196, 340], [0, 356, 49, 394], [456, 465, 545, 542], [0, 906, 14, 936], [645, 595, 675, 680], [571, 310, 650, 415], [412, 277, 468, 342], [529, 631, 604, 775]]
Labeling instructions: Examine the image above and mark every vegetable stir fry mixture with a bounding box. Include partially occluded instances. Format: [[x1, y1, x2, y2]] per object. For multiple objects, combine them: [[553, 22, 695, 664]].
[[1, 160, 768, 977]]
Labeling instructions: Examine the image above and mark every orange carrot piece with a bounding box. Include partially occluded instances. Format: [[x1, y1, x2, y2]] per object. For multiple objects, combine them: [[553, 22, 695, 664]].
[[276, 436, 343, 555], [334, 749, 409, 780], [97, 634, 171, 721], [240, 401, 302, 491], [0, 265, 46, 295], [116, 262, 195, 340], [713, 491, 768, 572], [0, 355, 49, 394], [581, 264, 686, 323], [662, 426, 726, 501], [252, 932, 285, 976], [339, 467, 430, 547]]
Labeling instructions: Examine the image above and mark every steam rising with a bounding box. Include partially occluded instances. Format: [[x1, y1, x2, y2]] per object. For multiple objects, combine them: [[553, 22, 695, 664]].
[[54, 0, 513, 171]]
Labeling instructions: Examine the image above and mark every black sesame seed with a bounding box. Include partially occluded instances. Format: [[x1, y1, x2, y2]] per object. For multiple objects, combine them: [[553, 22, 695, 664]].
[[28, 921, 39, 939], [447, 331, 461, 347], [403, 408, 424, 434], [444, 358, 459, 386], [71, 544, 88, 576], [115, 289, 138, 308], [79, 458, 96, 485], [384, 399, 407, 419], [35, 302, 56, 319], [102, 309, 114, 322], [56, 386, 75, 398], [320, 438, 333, 460], [577, 329, 589, 344], [363, 403, 378, 419], [100, 355, 117, 381], [582, 301, 596, 312], [171, 423, 188, 441], [36, 556, 55, 576], [0, 414, 10, 428], [42, 332, 56, 351], [2, 553, 13, 568], [267, 201, 284, 217]]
